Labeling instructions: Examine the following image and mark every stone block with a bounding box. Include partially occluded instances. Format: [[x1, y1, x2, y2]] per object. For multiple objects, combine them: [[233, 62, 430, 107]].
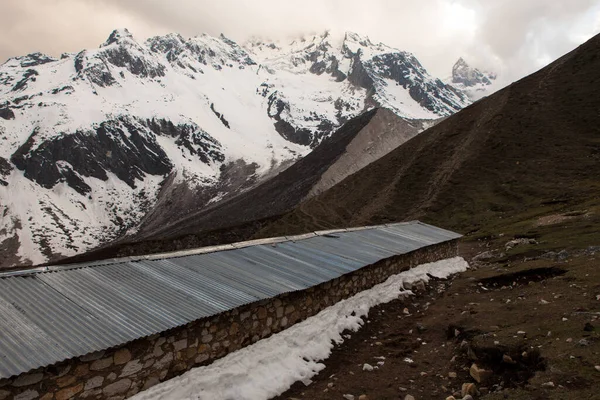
[[56, 384, 83, 400], [152, 345, 164, 358], [257, 307, 267, 320], [154, 353, 173, 370], [120, 360, 143, 377], [185, 347, 196, 360], [197, 344, 209, 353], [90, 357, 113, 371], [14, 390, 38, 400], [12, 373, 44, 387], [114, 349, 132, 365], [79, 388, 102, 399], [142, 377, 160, 391], [73, 364, 89, 377], [57, 365, 71, 378], [195, 354, 209, 364], [103, 379, 132, 397], [80, 351, 105, 362], [84, 376, 104, 391], [173, 339, 187, 352], [216, 330, 227, 341], [56, 375, 76, 388]]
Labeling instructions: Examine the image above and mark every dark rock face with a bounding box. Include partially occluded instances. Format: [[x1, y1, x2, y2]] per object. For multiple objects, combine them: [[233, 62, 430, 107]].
[[142, 118, 225, 164], [74, 32, 166, 87], [274, 119, 313, 147], [51, 86, 74, 95], [327, 57, 347, 82], [452, 57, 496, 87], [10, 117, 225, 196], [12, 69, 39, 92], [364, 53, 467, 114], [147, 32, 256, 71], [348, 55, 375, 92], [103, 29, 134, 47], [0, 103, 15, 120], [10, 118, 173, 195], [19, 53, 57, 68], [74, 51, 116, 87], [309, 56, 347, 82], [147, 34, 187, 63], [267, 93, 313, 146], [209, 103, 230, 129], [102, 46, 166, 79], [0, 157, 12, 186]]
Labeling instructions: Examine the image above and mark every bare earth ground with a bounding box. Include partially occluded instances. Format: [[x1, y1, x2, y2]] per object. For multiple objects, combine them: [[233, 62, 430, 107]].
[[273, 222, 600, 400]]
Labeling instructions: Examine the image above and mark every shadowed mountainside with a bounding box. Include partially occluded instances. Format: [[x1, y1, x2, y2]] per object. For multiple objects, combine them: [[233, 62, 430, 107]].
[[256, 33, 600, 238]]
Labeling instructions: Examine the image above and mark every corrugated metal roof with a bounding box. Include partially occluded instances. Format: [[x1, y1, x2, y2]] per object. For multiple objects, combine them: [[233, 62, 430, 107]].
[[0, 221, 461, 379]]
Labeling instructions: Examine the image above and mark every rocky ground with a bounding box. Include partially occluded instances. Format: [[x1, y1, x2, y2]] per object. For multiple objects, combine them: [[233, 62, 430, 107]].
[[273, 231, 600, 400]]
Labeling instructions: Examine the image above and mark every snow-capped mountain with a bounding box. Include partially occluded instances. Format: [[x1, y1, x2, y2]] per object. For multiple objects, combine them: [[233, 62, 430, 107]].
[[0, 29, 471, 268], [449, 57, 497, 100]]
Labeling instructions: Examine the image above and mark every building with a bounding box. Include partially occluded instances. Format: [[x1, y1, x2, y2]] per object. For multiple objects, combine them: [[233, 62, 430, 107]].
[[0, 221, 461, 400]]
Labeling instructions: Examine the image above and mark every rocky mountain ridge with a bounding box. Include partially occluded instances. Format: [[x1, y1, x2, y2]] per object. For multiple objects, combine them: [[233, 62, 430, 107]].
[[450, 57, 498, 100], [0, 28, 473, 268]]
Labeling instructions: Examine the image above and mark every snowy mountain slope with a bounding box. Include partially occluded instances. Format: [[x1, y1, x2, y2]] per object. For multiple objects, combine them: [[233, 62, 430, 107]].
[[247, 31, 469, 138], [0, 29, 472, 268], [448, 57, 498, 101]]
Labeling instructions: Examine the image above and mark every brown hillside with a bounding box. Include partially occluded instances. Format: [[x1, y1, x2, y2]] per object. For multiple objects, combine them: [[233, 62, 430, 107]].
[[257, 33, 600, 238]]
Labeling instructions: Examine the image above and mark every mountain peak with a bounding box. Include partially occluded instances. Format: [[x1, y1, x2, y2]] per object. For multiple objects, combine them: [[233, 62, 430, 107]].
[[344, 31, 373, 46], [454, 57, 468, 68], [452, 57, 495, 88], [102, 28, 134, 47]]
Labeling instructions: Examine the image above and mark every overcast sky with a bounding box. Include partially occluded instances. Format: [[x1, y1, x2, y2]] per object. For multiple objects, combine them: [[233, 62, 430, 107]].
[[2, 0, 599, 82]]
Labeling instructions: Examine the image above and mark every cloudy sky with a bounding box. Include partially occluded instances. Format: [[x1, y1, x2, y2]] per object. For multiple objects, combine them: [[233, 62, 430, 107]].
[[2, 0, 599, 82]]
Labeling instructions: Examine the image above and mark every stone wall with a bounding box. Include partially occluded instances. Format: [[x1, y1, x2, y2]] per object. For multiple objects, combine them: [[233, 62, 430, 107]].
[[0, 240, 458, 400]]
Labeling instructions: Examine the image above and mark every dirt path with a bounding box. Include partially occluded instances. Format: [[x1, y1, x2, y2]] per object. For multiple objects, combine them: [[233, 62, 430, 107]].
[[273, 241, 600, 400]]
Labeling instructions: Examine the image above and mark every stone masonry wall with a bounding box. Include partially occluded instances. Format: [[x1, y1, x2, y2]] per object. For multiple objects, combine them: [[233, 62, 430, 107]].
[[0, 240, 458, 400]]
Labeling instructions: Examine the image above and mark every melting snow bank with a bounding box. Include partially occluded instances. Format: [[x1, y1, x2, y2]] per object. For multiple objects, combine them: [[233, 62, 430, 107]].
[[131, 257, 469, 400]]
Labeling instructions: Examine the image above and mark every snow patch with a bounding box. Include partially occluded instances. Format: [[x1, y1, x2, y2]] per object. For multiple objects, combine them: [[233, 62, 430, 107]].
[[131, 256, 469, 400]]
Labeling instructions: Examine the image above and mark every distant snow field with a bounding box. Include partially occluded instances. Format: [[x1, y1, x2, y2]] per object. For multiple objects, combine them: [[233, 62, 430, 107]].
[[131, 257, 469, 400]]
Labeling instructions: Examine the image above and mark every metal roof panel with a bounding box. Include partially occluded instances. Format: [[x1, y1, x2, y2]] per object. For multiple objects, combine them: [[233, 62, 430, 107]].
[[0, 221, 461, 379]]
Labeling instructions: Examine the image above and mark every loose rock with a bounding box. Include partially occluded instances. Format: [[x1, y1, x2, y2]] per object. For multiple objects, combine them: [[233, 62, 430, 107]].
[[502, 354, 516, 364], [469, 363, 492, 383], [461, 383, 478, 397]]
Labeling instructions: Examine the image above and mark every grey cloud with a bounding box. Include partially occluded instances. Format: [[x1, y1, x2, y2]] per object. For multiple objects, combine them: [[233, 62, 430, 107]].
[[1, 0, 599, 83]]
